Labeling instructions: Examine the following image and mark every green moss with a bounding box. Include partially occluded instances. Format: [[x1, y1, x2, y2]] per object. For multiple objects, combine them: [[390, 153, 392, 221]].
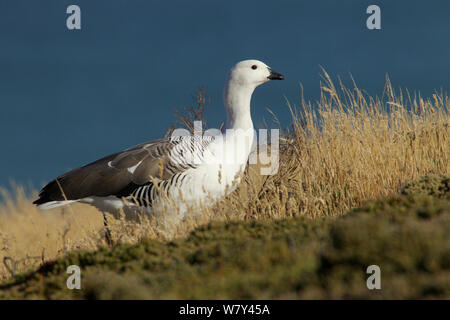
[[1, 176, 449, 299], [401, 174, 450, 199]]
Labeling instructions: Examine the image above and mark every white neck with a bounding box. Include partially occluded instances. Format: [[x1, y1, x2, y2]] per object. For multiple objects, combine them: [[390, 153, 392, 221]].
[[223, 80, 255, 131], [222, 78, 256, 166]]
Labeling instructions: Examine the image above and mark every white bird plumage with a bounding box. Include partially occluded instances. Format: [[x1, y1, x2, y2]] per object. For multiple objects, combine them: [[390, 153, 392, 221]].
[[33, 59, 284, 220]]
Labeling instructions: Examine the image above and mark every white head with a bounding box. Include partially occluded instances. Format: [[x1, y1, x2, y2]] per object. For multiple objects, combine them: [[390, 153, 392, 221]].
[[227, 59, 284, 88], [224, 59, 284, 130]]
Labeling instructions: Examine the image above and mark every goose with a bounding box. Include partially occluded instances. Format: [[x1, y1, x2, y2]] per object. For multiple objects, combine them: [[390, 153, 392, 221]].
[[33, 59, 284, 228]]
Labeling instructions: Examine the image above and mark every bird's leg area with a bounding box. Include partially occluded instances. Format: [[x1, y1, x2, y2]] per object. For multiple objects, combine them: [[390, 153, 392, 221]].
[[102, 211, 113, 246]]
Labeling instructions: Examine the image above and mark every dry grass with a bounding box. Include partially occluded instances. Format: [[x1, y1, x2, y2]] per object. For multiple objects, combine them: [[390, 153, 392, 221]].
[[0, 71, 448, 282]]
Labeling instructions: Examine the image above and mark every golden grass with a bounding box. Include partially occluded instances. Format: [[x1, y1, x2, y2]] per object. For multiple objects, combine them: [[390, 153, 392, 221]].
[[0, 71, 448, 282]]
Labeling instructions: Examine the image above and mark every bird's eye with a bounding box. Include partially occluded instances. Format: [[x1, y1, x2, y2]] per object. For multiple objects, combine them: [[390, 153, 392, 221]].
[[251, 65, 257, 70]]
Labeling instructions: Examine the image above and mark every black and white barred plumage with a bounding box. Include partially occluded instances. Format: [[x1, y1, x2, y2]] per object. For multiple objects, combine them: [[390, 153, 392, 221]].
[[34, 135, 216, 212]]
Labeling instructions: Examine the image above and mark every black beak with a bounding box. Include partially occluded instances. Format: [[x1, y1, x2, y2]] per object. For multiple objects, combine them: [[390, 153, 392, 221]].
[[268, 68, 284, 80]]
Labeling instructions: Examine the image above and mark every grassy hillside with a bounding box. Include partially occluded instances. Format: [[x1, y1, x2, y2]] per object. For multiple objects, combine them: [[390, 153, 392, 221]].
[[0, 174, 449, 299], [0, 72, 448, 297]]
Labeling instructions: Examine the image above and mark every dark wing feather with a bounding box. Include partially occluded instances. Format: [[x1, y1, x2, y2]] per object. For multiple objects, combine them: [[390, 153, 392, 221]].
[[33, 138, 182, 205]]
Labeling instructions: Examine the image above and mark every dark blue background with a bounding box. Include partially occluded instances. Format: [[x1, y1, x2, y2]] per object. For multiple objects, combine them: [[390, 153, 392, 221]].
[[0, 0, 448, 190]]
